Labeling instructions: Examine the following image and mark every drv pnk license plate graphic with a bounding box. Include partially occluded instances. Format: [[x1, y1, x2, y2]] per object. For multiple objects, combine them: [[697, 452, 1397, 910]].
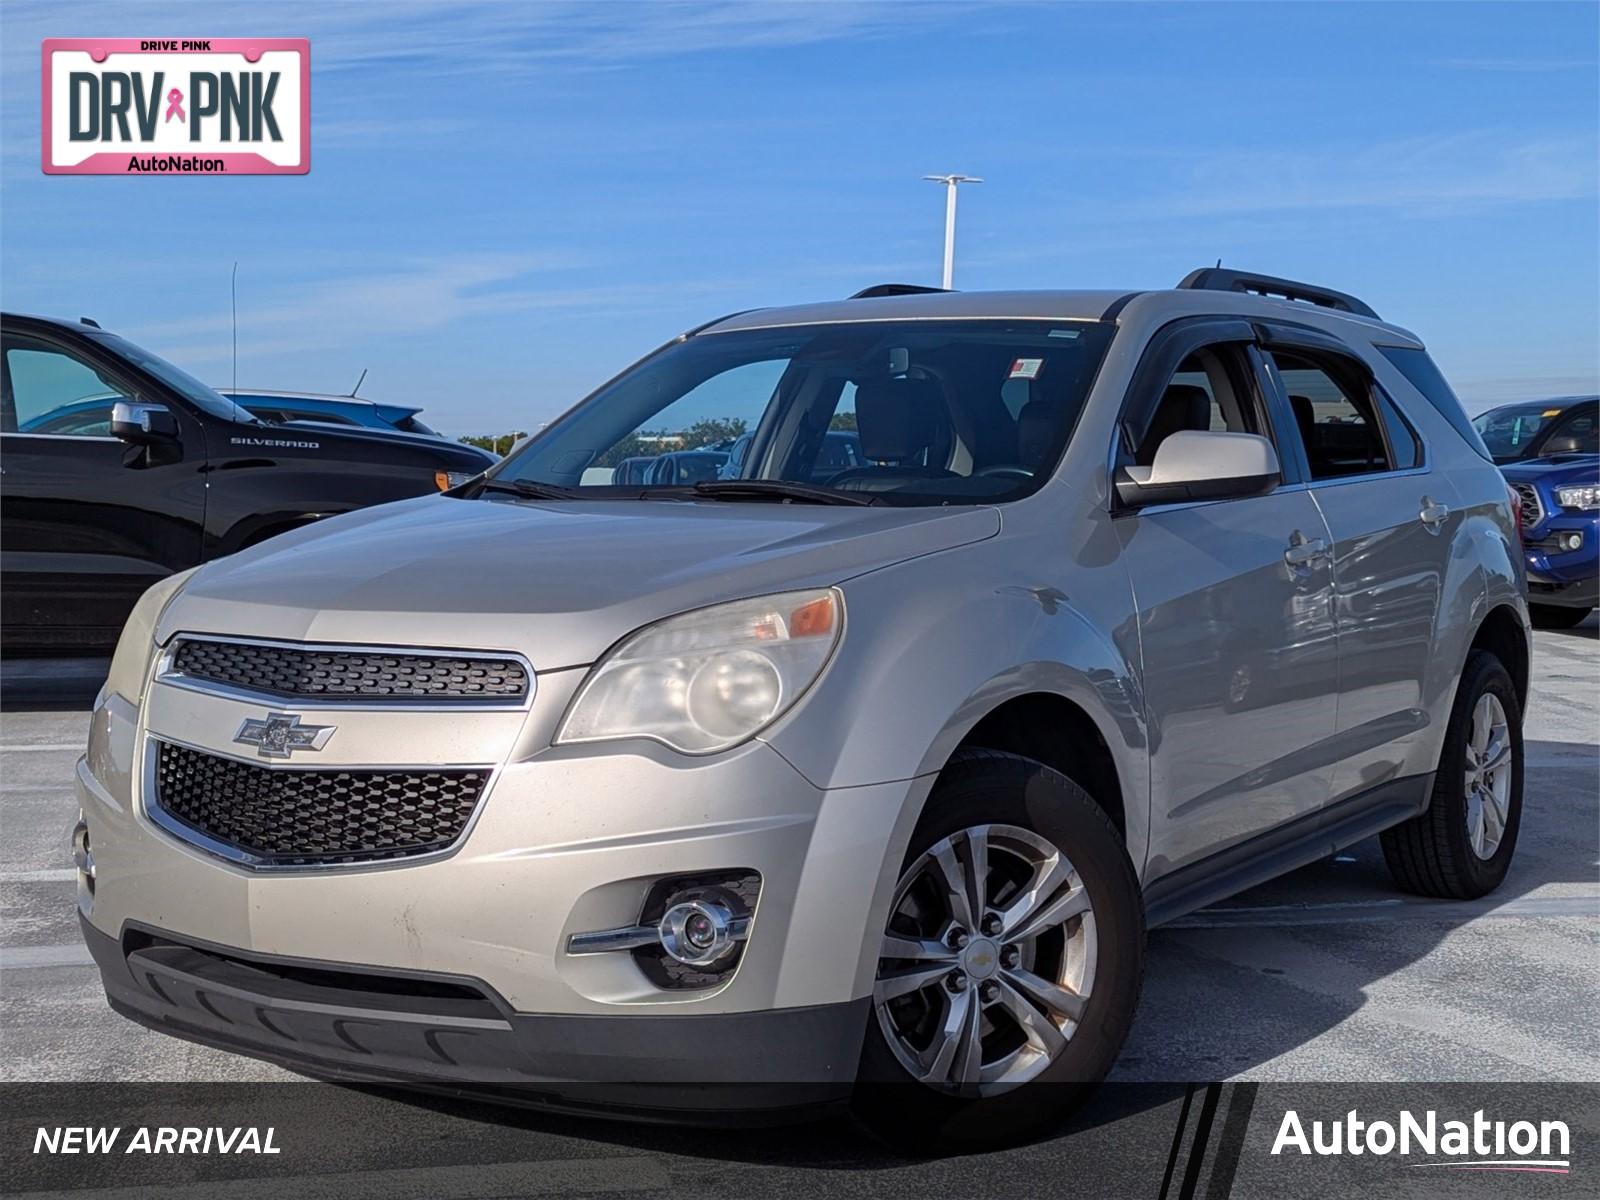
[[41, 39, 310, 175]]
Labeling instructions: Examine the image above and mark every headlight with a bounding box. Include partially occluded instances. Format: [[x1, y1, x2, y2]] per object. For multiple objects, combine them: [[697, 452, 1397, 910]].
[[103, 568, 198, 704], [1555, 484, 1599, 509], [435, 470, 479, 491], [556, 588, 842, 755]]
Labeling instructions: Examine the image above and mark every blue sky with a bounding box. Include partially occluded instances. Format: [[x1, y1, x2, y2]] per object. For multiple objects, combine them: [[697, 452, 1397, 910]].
[[2, 1, 1596, 435]]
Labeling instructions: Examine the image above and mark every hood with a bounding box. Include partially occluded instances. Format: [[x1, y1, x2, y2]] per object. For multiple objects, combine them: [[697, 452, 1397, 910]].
[[160, 494, 1000, 669], [276, 421, 496, 468], [1500, 453, 1599, 484]]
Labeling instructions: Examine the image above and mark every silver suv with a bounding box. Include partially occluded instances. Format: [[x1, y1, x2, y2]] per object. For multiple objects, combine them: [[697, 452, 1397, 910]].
[[76, 269, 1529, 1143]]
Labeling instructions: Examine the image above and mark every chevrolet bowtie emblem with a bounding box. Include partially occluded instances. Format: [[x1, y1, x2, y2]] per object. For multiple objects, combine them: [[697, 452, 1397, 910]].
[[234, 712, 336, 759]]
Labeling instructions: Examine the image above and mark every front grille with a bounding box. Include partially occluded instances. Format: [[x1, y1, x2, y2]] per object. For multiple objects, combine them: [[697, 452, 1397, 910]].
[[1509, 482, 1542, 531], [151, 741, 489, 866], [169, 638, 529, 703]]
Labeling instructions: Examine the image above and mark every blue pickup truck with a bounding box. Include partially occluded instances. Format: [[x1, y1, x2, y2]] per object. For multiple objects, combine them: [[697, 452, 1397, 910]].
[[1475, 396, 1598, 628]]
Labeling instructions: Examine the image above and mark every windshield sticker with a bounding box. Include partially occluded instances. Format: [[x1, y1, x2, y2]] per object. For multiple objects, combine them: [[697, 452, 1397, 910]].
[[1009, 357, 1044, 380]]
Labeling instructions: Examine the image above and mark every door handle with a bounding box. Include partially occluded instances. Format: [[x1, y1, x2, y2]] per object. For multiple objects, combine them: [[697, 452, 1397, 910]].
[[1420, 496, 1450, 531], [1284, 530, 1328, 569]]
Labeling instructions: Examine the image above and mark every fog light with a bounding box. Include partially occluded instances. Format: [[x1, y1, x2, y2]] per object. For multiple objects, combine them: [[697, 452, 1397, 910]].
[[1559, 530, 1584, 552], [565, 870, 761, 989], [659, 898, 744, 967]]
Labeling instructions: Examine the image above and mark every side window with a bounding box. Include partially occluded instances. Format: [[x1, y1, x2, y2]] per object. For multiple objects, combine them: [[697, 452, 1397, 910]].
[[1268, 351, 1392, 479], [2, 333, 134, 437], [1544, 406, 1599, 455], [1375, 387, 1421, 470], [1134, 345, 1263, 465], [1377, 346, 1494, 462]]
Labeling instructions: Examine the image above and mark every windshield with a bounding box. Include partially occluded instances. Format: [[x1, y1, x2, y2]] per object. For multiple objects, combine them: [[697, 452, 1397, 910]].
[[1473, 404, 1561, 462], [87, 331, 257, 424], [496, 319, 1115, 505]]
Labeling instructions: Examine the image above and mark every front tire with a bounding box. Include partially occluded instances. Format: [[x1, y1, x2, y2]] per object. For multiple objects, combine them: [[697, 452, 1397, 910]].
[[1381, 650, 1523, 899], [851, 750, 1143, 1150], [1529, 604, 1592, 630]]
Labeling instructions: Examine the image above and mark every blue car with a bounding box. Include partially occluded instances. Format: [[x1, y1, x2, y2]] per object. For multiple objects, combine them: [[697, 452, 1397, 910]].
[[218, 390, 441, 435], [1475, 396, 1598, 628]]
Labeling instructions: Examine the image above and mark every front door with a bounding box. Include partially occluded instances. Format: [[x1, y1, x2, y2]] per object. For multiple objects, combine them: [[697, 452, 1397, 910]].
[[0, 326, 206, 655]]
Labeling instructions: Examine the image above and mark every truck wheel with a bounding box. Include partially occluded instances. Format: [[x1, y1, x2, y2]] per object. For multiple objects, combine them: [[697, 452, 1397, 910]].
[[1528, 604, 1592, 630], [1381, 650, 1523, 899], [852, 749, 1143, 1150]]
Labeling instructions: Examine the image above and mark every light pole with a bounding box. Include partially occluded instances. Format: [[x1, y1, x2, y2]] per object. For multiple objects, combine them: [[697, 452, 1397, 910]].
[[922, 173, 982, 288]]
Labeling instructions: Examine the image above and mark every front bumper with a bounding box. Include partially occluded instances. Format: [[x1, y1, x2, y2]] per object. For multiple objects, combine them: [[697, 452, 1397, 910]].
[[1525, 575, 1599, 608], [1525, 512, 1598, 608], [83, 915, 865, 1110], [76, 667, 927, 1093]]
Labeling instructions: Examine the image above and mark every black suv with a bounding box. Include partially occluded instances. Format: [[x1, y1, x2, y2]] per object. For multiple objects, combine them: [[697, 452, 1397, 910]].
[[1, 313, 494, 655]]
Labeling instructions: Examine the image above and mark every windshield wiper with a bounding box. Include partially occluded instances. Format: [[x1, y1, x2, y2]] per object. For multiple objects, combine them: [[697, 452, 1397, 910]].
[[474, 478, 579, 500], [689, 479, 877, 506]]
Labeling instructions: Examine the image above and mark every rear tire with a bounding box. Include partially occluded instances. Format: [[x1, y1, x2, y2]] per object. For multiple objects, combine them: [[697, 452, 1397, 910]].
[[851, 749, 1143, 1151], [1381, 650, 1523, 899], [1529, 604, 1592, 630]]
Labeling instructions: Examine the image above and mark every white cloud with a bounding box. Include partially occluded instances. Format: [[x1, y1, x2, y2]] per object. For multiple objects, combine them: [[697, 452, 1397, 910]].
[[1, 1, 996, 76], [1148, 131, 1598, 219], [1438, 57, 1598, 73], [131, 253, 740, 365], [1455, 375, 1600, 411]]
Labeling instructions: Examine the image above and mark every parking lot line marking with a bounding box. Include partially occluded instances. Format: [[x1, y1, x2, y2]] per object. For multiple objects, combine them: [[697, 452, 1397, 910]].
[[0, 743, 83, 752], [10, 1154, 672, 1200], [0, 869, 75, 883], [0, 944, 93, 968], [1165, 893, 1599, 929]]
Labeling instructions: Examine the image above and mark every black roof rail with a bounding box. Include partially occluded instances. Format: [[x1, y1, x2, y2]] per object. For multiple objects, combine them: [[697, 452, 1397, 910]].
[[850, 283, 950, 299], [1176, 268, 1379, 321]]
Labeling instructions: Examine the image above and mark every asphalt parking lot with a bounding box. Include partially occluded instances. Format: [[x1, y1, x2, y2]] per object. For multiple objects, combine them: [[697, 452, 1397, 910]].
[[2, 617, 1596, 1191]]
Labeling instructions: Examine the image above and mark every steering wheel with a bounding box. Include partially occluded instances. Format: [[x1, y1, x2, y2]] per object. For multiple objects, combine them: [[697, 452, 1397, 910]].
[[975, 465, 1034, 481]]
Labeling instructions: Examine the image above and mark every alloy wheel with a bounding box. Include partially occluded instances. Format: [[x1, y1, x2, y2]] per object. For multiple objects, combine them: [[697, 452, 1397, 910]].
[[873, 823, 1097, 1096], [1463, 692, 1512, 860]]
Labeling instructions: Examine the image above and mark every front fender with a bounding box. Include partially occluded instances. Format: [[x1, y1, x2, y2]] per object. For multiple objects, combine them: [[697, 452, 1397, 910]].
[[762, 531, 1148, 862]]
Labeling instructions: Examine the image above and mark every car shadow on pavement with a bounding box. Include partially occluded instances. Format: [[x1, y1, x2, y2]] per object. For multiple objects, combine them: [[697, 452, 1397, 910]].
[[345, 1076, 1191, 1168], [1117, 734, 1599, 1085]]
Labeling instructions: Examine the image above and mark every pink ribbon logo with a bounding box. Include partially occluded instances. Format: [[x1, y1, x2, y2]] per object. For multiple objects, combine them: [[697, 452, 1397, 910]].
[[164, 88, 185, 123]]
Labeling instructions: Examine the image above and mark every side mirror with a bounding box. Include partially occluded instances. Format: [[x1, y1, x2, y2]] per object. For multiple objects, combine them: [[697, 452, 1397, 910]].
[[1540, 434, 1584, 456], [1116, 430, 1280, 507], [110, 400, 178, 445]]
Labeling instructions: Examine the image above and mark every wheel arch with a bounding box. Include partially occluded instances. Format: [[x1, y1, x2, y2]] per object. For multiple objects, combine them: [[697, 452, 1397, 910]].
[[216, 509, 343, 555], [950, 693, 1128, 840], [1468, 603, 1531, 712], [236, 514, 327, 550], [907, 664, 1150, 880]]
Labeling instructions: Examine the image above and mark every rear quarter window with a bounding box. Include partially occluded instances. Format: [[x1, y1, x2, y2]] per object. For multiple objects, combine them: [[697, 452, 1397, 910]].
[[1378, 346, 1493, 463]]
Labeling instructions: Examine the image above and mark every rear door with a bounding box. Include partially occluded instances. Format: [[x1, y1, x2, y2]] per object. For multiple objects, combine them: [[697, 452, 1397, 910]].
[[1259, 325, 1449, 802], [1114, 320, 1340, 875], [0, 323, 206, 654]]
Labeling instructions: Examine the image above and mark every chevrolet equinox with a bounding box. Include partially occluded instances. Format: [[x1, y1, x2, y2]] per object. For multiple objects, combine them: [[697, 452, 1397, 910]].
[[75, 269, 1531, 1143]]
